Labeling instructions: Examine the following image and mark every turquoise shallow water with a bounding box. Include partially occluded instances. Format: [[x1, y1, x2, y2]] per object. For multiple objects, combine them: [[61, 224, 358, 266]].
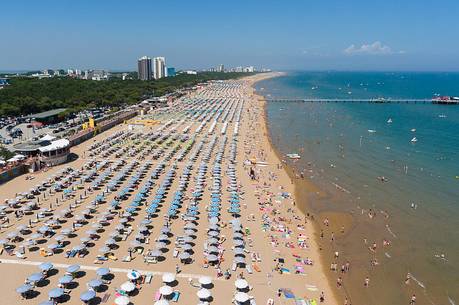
[[256, 72, 459, 305]]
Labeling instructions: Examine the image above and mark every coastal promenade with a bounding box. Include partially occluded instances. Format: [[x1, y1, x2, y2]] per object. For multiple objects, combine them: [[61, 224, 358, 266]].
[[0, 73, 337, 305]]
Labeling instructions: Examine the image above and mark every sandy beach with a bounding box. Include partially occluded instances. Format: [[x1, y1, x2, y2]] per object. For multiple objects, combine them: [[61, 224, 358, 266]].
[[0, 72, 337, 305]]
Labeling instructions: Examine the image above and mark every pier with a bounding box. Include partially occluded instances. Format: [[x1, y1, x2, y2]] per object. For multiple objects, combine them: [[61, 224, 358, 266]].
[[266, 98, 437, 104]]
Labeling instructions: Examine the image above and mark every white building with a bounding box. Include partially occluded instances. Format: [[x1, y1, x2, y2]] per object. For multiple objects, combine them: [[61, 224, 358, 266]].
[[153, 57, 166, 79]]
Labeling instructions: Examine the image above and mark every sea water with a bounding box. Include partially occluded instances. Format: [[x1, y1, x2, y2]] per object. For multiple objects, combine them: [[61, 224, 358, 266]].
[[256, 72, 459, 305]]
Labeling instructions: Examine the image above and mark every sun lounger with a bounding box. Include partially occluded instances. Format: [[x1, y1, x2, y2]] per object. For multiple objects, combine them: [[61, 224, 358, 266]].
[[173, 249, 179, 258], [122, 255, 132, 262], [232, 263, 237, 271], [171, 291, 180, 302], [145, 274, 153, 284], [253, 263, 261, 272], [246, 264, 253, 274]]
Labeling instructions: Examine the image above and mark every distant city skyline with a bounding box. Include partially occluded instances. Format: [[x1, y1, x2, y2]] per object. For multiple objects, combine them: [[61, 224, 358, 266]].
[[1, 1, 459, 71]]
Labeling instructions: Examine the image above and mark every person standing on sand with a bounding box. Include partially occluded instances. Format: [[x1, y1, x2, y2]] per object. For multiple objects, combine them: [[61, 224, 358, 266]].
[[319, 292, 325, 302], [410, 294, 416, 304], [364, 277, 370, 287]]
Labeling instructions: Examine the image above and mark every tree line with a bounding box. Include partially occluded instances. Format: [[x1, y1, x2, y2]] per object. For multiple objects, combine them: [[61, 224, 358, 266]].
[[0, 72, 254, 117]]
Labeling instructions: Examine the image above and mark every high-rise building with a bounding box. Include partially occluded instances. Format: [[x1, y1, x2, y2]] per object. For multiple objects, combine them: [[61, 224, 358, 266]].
[[153, 57, 166, 79], [166, 67, 176, 77], [217, 64, 224, 72], [138, 56, 152, 80]]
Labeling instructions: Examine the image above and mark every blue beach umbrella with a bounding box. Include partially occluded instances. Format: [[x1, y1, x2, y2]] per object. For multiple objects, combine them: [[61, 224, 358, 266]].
[[48, 287, 64, 299], [80, 290, 96, 302], [28, 272, 44, 282], [88, 278, 103, 288], [58, 275, 73, 284], [16, 284, 32, 294], [66, 264, 80, 273], [39, 262, 53, 271]]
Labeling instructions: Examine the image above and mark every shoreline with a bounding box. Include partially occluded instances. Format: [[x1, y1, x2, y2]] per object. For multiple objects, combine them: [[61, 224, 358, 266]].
[[248, 72, 340, 305]]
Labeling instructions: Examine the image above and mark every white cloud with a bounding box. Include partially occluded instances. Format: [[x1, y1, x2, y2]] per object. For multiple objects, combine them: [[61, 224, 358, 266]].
[[344, 41, 402, 55]]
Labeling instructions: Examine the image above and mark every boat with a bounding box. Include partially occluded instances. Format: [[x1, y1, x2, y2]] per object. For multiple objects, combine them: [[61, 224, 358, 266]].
[[411, 128, 416, 132], [438, 114, 447, 118], [432, 96, 459, 104], [368, 129, 376, 133], [286, 153, 301, 159], [387, 118, 392, 123], [411, 137, 418, 143]]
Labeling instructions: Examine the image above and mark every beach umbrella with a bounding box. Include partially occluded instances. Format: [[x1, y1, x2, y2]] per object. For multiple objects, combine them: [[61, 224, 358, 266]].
[[99, 246, 111, 253], [159, 285, 173, 295], [48, 287, 64, 299], [207, 237, 219, 245], [234, 292, 250, 303], [105, 238, 116, 245], [120, 281, 136, 292], [160, 227, 170, 234], [96, 267, 110, 277], [208, 231, 219, 237], [179, 252, 190, 260], [28, 272, 44, 283], [155, 241, 166, 249], [39, 301, 54, 305], [154, 300, 169, 305], [149, 249, 162, 257], [39, 262, 53, 271], [66, 264, 80, 273], [207, 254, 218, 261], [88, 278, 103, 288], [16, 284, 32, 294], [114, 296, 130, 305], [162, 272, 175, 283], [234, 248, 245, 255], [182, 243, 192, 251], [126, 270, 141, 280], [58, 275, 73, 284], [197, 288, 211, 299], [235, 279, 249, 289], [198, 276, 212, 286], [80, 290, 96, 302], [48, 243, 59, 250], [234, 256, 245, 264], [207, 245, 219, 253], [233, 239, 244, 247], [157, 234, 168, 241]]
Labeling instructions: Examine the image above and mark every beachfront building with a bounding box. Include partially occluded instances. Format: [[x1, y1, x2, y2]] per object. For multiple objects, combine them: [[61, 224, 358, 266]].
[[138, 56, 152, 80], [12, 134, 70, 167], [153, 57, 166, 79]]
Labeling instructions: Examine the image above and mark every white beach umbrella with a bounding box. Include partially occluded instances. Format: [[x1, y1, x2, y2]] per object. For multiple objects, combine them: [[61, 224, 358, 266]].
[[159, 285, 173, 295], [114, 296, 130, 305], [126, 270, 141, 280], [234, 292, 250, 303], [198, 276, 212, 286], [120, 281, 136, 292], [197, 288, 211, 299], [235, 279, 249, 289], [162, 272, 176, 283], [154, 300, 169, 305]]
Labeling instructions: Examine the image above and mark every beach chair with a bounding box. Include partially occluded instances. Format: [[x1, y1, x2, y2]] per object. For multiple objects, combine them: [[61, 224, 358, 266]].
[[171, 291, 180, 302], [145, 274, 153, 284], [154, 291, 161, 301], [232, 263, 237, 271], [173, 249, 179, 258], [253, 263, 261, 272], [246, 264, 253, 274]]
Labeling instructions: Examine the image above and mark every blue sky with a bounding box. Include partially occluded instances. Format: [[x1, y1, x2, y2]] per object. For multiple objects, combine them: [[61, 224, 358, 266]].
[[1, 0, 459, 71]]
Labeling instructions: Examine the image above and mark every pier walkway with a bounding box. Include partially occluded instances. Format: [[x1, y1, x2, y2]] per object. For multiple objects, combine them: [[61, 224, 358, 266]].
[[266, 98, 436, 104]]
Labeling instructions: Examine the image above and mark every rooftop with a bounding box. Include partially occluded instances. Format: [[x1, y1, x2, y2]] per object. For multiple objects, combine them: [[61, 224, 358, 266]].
[[25, 108, 67, 119]]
